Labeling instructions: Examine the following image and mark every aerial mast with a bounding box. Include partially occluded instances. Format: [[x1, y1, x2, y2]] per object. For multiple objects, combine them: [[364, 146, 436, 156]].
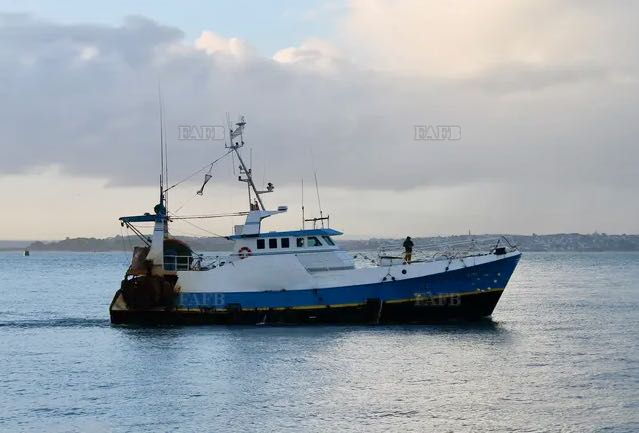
[[157, 86, 167, 217], [303, 152, 329, 229], [226, 115, 274, 211]]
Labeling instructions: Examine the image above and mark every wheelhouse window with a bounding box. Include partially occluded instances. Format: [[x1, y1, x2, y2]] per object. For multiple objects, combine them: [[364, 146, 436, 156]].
[[269, 238, 277, 249], [281, 238, 290, 248], [322, 236, 335, 246], [296, 237, 305, 248], [307, 236, 322, 247], [256, 239, 265, 249]]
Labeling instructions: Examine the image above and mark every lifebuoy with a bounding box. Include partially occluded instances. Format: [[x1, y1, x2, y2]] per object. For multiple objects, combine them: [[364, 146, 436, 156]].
[[238, 246, 252, 259]]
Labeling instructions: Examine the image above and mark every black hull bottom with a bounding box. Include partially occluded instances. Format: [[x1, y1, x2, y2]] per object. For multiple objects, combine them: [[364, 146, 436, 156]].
[[110, 289, 505, 325]]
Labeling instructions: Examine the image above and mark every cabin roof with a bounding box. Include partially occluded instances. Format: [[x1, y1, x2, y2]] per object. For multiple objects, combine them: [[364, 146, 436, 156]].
[[119, 214, 157, 223], [228, 228, 342, 240]]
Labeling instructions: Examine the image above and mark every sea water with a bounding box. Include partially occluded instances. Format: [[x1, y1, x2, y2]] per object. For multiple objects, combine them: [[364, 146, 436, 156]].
[[1, 251, 638, 432]]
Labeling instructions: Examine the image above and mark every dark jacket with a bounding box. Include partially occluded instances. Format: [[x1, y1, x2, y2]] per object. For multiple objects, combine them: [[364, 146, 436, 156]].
[[403, 238, 414, 250]]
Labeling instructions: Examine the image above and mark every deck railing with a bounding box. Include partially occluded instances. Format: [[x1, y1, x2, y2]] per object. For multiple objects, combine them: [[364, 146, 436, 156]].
[[163, 255, 197, 271], [377, 236, 517, 265], [162, 236, 518, 271], [163, 254, 232, 271]]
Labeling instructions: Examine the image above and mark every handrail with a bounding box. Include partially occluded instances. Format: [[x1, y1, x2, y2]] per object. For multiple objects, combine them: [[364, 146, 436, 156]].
[[163, 236, 518, 271], [376, 236, 518, 264], [163, 253, 235, 271], [163, 254, 197, 271]]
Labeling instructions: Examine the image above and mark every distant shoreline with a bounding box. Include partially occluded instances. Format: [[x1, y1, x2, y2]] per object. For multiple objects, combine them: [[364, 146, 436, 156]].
[[3, 233, 639, 253]]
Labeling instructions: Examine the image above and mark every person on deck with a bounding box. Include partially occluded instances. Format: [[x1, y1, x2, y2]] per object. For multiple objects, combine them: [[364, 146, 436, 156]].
[[403, 236, 414, 263]]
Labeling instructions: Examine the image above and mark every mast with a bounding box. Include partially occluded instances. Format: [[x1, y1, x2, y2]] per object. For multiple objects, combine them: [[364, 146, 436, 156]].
[[158, 85, 167, 214], [227, 116, 274, 211], [145, 92, 169, 270]]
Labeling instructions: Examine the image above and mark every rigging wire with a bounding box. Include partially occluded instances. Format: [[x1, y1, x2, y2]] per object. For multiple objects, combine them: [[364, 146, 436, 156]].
[[169, 214, 226, 237], [170, 212, 248, 220], [172, 194, 198, 214], [164, 149, 233, 193], [167, 222, 208, 238]]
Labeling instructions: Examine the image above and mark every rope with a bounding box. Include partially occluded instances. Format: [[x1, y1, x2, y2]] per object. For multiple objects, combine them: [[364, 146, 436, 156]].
[[171, 215, 226, 238], [168, 223, 207, 238], [376, 301, 383, 324], [170, 212, 248, 220], [163, 149, 233, 193], [173, 193, 198, 214]]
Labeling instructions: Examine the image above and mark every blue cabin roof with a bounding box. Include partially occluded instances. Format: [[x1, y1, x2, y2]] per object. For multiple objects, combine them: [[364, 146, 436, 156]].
[[228, 228, 343, 240]]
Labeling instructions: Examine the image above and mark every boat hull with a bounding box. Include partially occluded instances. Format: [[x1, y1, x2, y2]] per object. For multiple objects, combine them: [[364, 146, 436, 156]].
[[110, 288, 505, 325], [110, 253, 520, 325]]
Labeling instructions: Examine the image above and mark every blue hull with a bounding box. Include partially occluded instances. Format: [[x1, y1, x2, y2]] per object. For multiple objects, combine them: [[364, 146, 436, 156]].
[[111, 254, 521, 325], [178, 254, 521, 309]]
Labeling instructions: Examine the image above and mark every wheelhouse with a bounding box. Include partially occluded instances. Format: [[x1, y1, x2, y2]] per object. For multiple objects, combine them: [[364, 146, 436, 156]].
[[229, 228, 342, 255], [226, 227, 354, 272]]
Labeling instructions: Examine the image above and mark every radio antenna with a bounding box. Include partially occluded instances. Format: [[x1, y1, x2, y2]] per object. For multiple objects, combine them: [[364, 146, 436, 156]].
[[314, 171, 324, 228], [303, 148, 329, 229], [158, 84, 166, 208], [161, 91, 169, 210], [311, 148, 324, 227]]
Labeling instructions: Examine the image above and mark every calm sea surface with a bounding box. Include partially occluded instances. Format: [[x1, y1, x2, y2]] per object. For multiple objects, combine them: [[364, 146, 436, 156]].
[[1, 251, 638, 432]]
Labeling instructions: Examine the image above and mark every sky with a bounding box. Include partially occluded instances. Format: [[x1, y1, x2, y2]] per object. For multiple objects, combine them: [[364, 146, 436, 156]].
[[0, 0, 637, 240]]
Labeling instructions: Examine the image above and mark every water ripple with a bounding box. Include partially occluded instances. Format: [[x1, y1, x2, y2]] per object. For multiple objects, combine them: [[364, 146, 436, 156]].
[[0, 317, 109, 329]]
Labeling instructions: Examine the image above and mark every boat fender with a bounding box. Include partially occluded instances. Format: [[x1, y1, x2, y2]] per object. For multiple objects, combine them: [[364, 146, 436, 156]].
[[238, 246, 252, 259]]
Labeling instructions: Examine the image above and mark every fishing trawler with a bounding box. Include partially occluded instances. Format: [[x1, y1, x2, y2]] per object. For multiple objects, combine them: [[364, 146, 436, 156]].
[[109, 117, 521, 325]]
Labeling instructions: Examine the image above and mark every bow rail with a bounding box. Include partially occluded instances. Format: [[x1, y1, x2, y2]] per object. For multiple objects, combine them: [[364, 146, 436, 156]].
[[377, 236, 517, 265]]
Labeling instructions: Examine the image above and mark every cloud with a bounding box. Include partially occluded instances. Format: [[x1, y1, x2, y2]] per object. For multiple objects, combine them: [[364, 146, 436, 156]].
[[469, 61, 609, 93], [273, 39, 345, 73], [341, 0, 639, 81], [0, 5, 637, 235], [195, 31, 254, 59]]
